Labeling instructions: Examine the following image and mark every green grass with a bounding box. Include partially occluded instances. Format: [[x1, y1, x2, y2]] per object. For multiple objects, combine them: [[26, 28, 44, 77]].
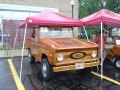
[[0, 47, 26, 50], [0, 47, 12, 50]]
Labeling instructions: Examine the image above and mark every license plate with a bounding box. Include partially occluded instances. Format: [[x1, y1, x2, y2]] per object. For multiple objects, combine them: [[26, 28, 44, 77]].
[[75, 63, 84, 69]]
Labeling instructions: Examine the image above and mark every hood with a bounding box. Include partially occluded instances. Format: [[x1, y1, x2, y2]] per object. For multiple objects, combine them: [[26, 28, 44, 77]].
[[41, 37, 98, 50]]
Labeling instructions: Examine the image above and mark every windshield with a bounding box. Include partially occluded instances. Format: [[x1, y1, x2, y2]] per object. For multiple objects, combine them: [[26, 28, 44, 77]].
[[40, 27, 73, 39]]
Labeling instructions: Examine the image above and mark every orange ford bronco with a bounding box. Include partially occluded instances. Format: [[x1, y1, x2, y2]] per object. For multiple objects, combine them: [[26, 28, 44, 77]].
[[26, 27, 99, 80]]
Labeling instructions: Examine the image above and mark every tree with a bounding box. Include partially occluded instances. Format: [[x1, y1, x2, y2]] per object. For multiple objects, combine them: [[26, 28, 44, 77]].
[[78, 0, 120, 35], [105, 0, 120, 13], [78, 0, 120, 18], [78, 0, 100, 18], [78, 0, 101, 35]]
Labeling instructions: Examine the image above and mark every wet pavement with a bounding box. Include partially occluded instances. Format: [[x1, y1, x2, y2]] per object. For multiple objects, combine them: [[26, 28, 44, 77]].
[[0, 57, 120, 90], [0, 59, 17, 90]]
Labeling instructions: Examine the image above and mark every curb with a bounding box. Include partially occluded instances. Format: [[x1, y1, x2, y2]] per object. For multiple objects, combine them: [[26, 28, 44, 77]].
[[0, 55, 28, 59]]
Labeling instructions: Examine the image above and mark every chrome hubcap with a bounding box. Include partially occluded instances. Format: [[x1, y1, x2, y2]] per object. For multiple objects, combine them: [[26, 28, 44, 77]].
[[28, 52, 31, 61], [116, 60, 120, 68], [42, 63, 47, 78]]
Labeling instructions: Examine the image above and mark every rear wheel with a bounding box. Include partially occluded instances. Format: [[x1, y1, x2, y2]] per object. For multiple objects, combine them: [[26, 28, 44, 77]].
[[41, 58, 53, 81], [28, 49, 35, 64], [114, 57, 120, 71]]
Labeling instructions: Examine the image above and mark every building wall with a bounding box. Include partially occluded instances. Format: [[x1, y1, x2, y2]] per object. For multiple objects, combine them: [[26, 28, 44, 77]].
[[2, 19, 33, 48], [0, 0, 78, 18], [0, 0, 79, 48]]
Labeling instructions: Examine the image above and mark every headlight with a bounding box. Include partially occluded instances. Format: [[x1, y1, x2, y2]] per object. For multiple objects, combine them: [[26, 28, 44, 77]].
[[57, 54, 64, 62], [91, 51, 97, 58]]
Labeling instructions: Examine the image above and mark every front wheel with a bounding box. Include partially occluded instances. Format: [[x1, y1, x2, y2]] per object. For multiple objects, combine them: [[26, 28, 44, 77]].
[[114, 57, 120, 71], [41, 58, 53, 81]]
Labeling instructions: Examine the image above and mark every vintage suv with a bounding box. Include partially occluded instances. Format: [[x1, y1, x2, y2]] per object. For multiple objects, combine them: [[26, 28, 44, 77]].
[[105, 36, 120, 71], [26, 27, 99, 80]]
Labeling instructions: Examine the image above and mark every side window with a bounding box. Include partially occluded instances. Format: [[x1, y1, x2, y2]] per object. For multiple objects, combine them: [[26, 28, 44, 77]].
[[35, 27, 40, 41], [31, 28, 35, 38]]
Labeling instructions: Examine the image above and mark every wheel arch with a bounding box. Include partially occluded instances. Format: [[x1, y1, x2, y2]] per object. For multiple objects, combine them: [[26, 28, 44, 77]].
[[28, 48, 30, 51], [41, 53, 53, 65], [42, 53, 48, 60]]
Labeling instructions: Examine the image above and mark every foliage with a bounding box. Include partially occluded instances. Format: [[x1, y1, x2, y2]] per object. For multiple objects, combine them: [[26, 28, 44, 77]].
[[78, 0, 120, 18], [78, 0, 101, 18], [86, 28, 99, 35], [0, 47, 12, 50], [105, 0, 120, 13], [78, 0, 120, 35]]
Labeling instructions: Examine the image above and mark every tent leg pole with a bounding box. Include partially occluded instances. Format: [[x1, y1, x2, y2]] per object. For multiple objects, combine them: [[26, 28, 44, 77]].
[[83, 26, 89, 41], [100, 22, 103, 80], [11, 28, 19, 59], [20, 23, 27, 80]]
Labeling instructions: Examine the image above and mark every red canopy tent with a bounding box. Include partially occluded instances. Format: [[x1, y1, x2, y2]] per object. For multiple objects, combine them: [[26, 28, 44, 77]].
[[80, 9, 120, 27], [18, 10, 82, 28], [80, 9, 120, 79], [14, 10, 83, 80]]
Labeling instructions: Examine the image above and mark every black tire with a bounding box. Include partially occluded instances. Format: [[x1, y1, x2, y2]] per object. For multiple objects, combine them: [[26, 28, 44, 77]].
[[114, 57, 120, 71], [41, 58, 53, 81], [28, 49, 35, 64], [104, 57, 111, 63]]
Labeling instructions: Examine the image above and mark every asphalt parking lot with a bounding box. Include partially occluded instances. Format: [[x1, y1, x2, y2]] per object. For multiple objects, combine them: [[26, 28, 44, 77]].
[[0, 57, 120, 90]]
